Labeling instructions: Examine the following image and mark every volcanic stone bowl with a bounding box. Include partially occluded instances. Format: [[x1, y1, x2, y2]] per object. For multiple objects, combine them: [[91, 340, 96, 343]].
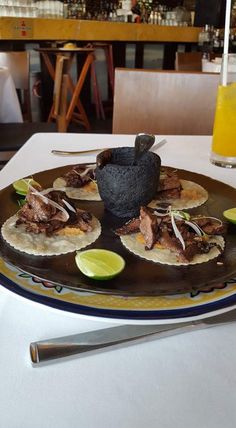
[[95, 147, 161, 218]]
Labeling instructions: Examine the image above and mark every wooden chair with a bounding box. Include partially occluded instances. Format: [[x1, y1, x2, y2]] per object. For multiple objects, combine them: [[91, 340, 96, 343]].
[[112, 69, 220, 135], [0, 51, 32, 122], [175, 52, 203, 71]]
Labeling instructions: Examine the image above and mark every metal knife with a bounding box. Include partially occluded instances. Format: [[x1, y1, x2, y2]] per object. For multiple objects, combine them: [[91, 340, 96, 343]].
[[30, 309, 236, 365], [51, 148, 107, 156], [51, 139, 167, 157]]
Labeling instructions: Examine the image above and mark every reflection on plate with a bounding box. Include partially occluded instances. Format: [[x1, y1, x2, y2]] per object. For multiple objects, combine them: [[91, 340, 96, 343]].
[[1, 166, 236, 296], [1, 258, 236, 324]]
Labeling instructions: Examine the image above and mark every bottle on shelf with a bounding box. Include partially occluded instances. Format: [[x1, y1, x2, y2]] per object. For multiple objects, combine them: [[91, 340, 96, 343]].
[[212, 28, 221, 54]]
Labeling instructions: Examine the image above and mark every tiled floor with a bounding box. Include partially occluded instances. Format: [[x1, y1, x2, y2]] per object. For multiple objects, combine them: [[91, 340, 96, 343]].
[[68, 117, 112, 134], [0, 116, 112, 171]]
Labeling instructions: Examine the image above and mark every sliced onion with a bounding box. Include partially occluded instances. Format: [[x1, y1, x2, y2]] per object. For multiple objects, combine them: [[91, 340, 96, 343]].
[[40, 187, 58, 195], [79, 166, 96, 178], [40, 187, 65, 194], [191, 221, 207, 237], [172, 210, 190, 221], [154, 206, 169, 212], [170, 211, 185, 250], [153, 211, 169, 217], [26, 181, 69, 221], [43, 198, 69, 221], [72, 164, 96, 178], [62, 199, 76, 213], [25, 181, 48, 204], [185, 220, 203, 236]]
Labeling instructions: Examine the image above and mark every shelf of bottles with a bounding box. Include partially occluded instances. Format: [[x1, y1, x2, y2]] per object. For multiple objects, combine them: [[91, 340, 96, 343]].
[[0, 0, 235, 48], [0, 0, 193, 26], [63, 1, 193, 25], [0, 1, 63, 18], [198, 25, 236, 55]]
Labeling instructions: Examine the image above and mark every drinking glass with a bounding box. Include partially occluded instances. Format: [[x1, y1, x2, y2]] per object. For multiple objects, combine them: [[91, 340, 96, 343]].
[[210, 54, 236, 168]]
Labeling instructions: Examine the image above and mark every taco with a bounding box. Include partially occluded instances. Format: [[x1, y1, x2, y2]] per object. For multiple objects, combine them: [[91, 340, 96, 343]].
[[53, 164, 101, 201], [116, 206, 225, 266], [149, 168, 208, 210], [1, 186, 101, 256]]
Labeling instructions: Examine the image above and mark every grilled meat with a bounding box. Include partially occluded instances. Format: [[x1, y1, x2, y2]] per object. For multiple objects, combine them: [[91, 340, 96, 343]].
[[16, 189, 93, 236], [116, 218, 141, 235], [156, 187, 182, 200], [96, 149, 112, 169], [118, 206, 225, 262], [193, 217, 226, 235], [158, 170, 181, 192], [159, 228, 184, 258], [19, 192, 56, 223], [156, 169, 182, 200], [62, 165, 95, 188], [73, 208, 93, 232], [139, 206, 160, 250]]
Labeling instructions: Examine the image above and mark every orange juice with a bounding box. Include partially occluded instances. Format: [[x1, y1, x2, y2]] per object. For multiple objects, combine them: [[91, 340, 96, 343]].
[[212, 83, 236, 157]]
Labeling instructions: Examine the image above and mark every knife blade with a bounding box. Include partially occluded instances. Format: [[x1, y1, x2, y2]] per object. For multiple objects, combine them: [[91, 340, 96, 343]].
[[30, 308, 236, 365], [51, 139, 167, 157], [51, 148, 107, 156]]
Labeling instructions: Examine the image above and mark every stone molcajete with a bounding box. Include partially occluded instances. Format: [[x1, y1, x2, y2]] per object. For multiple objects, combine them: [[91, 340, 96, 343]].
[[96, 140, 161, 218]]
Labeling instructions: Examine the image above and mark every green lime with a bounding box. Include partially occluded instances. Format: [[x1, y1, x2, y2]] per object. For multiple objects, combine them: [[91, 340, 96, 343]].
[[75, 249, 125, 281], [223, 208, 236, 224], [13, 178, 40, 196]]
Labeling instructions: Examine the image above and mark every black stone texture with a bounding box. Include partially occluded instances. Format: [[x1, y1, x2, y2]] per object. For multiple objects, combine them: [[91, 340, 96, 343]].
[[96, 147, 161, 218]]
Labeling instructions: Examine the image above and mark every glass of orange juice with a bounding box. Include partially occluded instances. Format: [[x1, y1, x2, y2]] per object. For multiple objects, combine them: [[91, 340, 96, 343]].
[[210, 54, 236, 168]]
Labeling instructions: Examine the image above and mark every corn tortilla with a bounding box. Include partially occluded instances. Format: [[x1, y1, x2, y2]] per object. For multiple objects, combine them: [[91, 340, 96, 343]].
[[120, 233, 224, 266], [1, 214, 101, 256], [53, 177, 101, 201], [149, 179, 208, 210]]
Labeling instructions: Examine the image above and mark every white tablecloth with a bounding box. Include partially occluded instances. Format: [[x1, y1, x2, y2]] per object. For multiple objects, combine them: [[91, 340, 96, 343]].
[[0, 67, 23, 123], [202, 59, 236, 74], [1, 133, 236, 428]]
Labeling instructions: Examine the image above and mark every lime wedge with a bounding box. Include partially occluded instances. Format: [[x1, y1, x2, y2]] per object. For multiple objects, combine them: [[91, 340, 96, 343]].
[[223, 208, 236, 224], [75, 249, 125, 280], [13, 178, 40, 196]]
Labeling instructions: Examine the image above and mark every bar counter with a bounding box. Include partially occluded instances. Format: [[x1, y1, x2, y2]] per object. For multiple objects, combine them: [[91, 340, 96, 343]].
[[0, 17, 201, 42]]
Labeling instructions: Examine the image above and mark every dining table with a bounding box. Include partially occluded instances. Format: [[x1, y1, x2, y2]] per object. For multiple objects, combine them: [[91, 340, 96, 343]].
[[1, 132, 236, 428], [0, 67, 23, 123]]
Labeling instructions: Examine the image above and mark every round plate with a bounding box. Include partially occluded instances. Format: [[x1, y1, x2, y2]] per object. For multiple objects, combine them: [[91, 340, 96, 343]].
[[1, 258, 236, 323], [1, 166, 236, 296]]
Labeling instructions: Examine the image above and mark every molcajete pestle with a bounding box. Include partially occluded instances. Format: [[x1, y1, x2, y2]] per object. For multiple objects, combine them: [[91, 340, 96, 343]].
[[95, 147, 161, 218]]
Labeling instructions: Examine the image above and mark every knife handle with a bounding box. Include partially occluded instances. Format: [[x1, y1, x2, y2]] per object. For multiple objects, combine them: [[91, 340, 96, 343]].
[[29, 322, 197, 365]]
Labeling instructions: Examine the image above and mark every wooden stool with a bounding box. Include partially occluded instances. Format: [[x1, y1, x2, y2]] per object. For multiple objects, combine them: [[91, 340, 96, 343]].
[[88, 43, 114, 120], [36, 47, 95, 131], [53, 54, 70, 133]]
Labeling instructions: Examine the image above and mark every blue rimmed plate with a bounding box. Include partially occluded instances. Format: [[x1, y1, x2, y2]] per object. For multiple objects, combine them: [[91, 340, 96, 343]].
[[1, 258, 236, 324], [1, 166, 236, 297]]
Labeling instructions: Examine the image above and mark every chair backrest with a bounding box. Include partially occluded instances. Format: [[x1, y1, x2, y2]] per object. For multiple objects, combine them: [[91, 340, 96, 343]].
[[0, 51, 29, 90], [175, 51, 202, 71], [112, 68, 219, 135]]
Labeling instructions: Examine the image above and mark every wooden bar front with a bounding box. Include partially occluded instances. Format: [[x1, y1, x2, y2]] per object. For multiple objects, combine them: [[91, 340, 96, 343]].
[[0, 17, 201, 42]]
